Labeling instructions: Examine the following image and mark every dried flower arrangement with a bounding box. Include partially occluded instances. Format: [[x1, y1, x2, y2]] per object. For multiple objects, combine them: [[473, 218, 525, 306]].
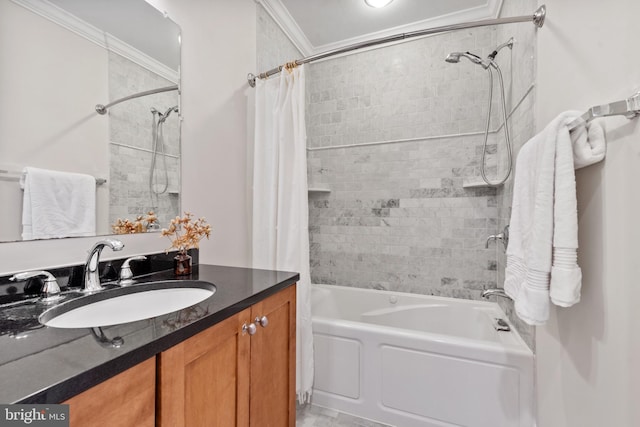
[[161, 212, 212, 255], [112, 211, 158, 234]]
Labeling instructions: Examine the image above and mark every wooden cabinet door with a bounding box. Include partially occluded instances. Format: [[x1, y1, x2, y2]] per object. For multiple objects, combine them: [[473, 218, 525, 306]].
[[249, 285, 296, 427], [64, 357, 155, 427], [157, 308, 251, 427]]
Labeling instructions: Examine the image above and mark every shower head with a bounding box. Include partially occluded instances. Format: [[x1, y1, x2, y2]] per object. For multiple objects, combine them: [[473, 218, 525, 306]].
[[445, 52, 463, 63], [488, 37, 515, 60], [445, 52, 490, 69]]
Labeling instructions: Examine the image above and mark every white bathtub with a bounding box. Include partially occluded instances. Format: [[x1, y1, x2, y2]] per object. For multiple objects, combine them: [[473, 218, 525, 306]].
[[311, 284, 534, 427]]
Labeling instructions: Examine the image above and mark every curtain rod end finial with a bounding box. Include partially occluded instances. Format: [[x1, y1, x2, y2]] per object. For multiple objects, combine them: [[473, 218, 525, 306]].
[[247, 73, 256, 88], [533, 5, 546, 28]]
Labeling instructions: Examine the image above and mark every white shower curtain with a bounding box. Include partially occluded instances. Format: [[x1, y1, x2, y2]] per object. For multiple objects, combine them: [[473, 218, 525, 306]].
[[253, 66, 314, 403]]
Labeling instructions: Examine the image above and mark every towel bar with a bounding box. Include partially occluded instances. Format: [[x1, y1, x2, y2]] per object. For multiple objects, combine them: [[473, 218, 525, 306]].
[[568, 92, 640, 131], [0, 169, 107, 186]]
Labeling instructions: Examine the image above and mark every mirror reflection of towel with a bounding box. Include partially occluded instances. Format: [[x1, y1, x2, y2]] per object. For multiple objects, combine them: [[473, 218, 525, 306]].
[[21, 167, 96, 240]]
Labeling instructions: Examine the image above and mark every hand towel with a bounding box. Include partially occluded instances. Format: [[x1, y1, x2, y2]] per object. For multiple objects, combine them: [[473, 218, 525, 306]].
[[550, 119, 605, 305], [570, 120, 606, 169], [505, 111, 606, 325], [21, 167, 96, 240], [549, 115, 581, 308]]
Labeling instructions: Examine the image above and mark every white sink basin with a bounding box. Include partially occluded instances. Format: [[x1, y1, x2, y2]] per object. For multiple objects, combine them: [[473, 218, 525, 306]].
[[39, 280, 215, 329]]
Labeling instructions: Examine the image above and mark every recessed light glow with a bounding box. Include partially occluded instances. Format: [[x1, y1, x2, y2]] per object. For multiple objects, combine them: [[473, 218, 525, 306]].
[[365, 0, 394, 8]]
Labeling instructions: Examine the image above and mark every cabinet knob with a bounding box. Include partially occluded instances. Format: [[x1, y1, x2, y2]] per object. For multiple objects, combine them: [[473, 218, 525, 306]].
[[242, 322, 257, 335], [255, 315, 269, 328]]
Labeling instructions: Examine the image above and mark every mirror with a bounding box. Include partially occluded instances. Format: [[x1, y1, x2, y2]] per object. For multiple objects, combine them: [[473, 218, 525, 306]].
[[0, 0, 181, 242]]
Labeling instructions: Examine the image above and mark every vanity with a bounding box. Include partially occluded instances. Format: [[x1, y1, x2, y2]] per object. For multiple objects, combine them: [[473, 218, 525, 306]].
[[0, 260, 298, 427]]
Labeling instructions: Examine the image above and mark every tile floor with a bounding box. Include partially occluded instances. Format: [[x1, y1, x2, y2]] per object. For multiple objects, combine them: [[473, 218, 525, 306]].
[[296, 404, 393, 427]]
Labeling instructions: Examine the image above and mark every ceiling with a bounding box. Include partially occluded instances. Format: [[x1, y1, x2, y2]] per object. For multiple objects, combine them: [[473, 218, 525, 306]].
[[259, 0, 503, 56], [48, 0, 180, 71]]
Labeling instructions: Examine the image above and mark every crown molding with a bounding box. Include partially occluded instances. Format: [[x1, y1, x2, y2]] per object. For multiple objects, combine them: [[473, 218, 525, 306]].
[[11, 0, 179, 83], [259, 0, 502, 58], [104, 34, 179, 83]]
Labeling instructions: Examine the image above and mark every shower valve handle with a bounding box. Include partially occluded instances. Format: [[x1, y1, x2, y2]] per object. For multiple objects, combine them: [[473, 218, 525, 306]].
[[485, 225, 510, 250], [255, 315, 269, 328], [485, 233, 504, 248]]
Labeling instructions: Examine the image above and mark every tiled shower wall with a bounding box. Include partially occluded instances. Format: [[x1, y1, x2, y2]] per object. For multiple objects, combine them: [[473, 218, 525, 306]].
[[256, 5, 302, 72], [256, 3, 536, 347], [108, 53, 180, 230], [305, 29, 504, 300]]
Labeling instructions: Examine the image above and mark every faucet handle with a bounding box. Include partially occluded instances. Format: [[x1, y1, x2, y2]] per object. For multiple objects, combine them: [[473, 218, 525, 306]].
[[119, 256, 147, 284], [10, 270, 62, 304]]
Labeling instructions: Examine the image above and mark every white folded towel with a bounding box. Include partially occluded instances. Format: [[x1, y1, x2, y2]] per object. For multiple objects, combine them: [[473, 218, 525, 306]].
[[570, 120, 606, 169], [21, 167, 97, 240], [505, 112, 606, 325]]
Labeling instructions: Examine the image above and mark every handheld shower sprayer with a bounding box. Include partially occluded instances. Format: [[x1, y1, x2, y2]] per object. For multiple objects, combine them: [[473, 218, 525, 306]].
[[149, 104, 179, 198], [444, 38, 515, 187], [445, 52, 491, 69]]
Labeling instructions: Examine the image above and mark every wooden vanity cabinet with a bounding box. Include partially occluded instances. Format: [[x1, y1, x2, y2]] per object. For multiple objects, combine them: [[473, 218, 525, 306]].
[[157, 307, 250, 427], [64, 356, 156, 427], [158, 285, 296, 427], [248, 285, 296, 427]]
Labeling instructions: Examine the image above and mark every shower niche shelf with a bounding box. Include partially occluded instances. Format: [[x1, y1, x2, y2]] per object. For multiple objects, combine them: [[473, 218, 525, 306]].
[[308, 187, 331, 194], [462, 180, 503, 189]]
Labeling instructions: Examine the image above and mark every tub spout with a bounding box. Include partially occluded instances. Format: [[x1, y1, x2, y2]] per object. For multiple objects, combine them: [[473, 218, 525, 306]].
[[481, 289, 512, 300]]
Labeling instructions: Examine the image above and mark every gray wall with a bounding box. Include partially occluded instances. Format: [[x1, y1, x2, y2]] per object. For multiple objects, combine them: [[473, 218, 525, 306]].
[[305, 29, 502, 300]]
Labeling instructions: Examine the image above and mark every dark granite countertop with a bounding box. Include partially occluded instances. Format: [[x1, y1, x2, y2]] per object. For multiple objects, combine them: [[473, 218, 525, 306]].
[[0, 264, 299, 404]]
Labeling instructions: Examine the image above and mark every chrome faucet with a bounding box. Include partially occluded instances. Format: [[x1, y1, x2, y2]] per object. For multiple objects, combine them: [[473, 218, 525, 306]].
[[481, 288, 512, 300], [10, 270, 62, 303], [84, 239, 124, 292]]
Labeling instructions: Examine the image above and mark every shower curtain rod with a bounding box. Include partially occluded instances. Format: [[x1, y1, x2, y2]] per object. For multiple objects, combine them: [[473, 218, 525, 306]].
[[95, 84, 179, 115], [247, 5, 546, 87]]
